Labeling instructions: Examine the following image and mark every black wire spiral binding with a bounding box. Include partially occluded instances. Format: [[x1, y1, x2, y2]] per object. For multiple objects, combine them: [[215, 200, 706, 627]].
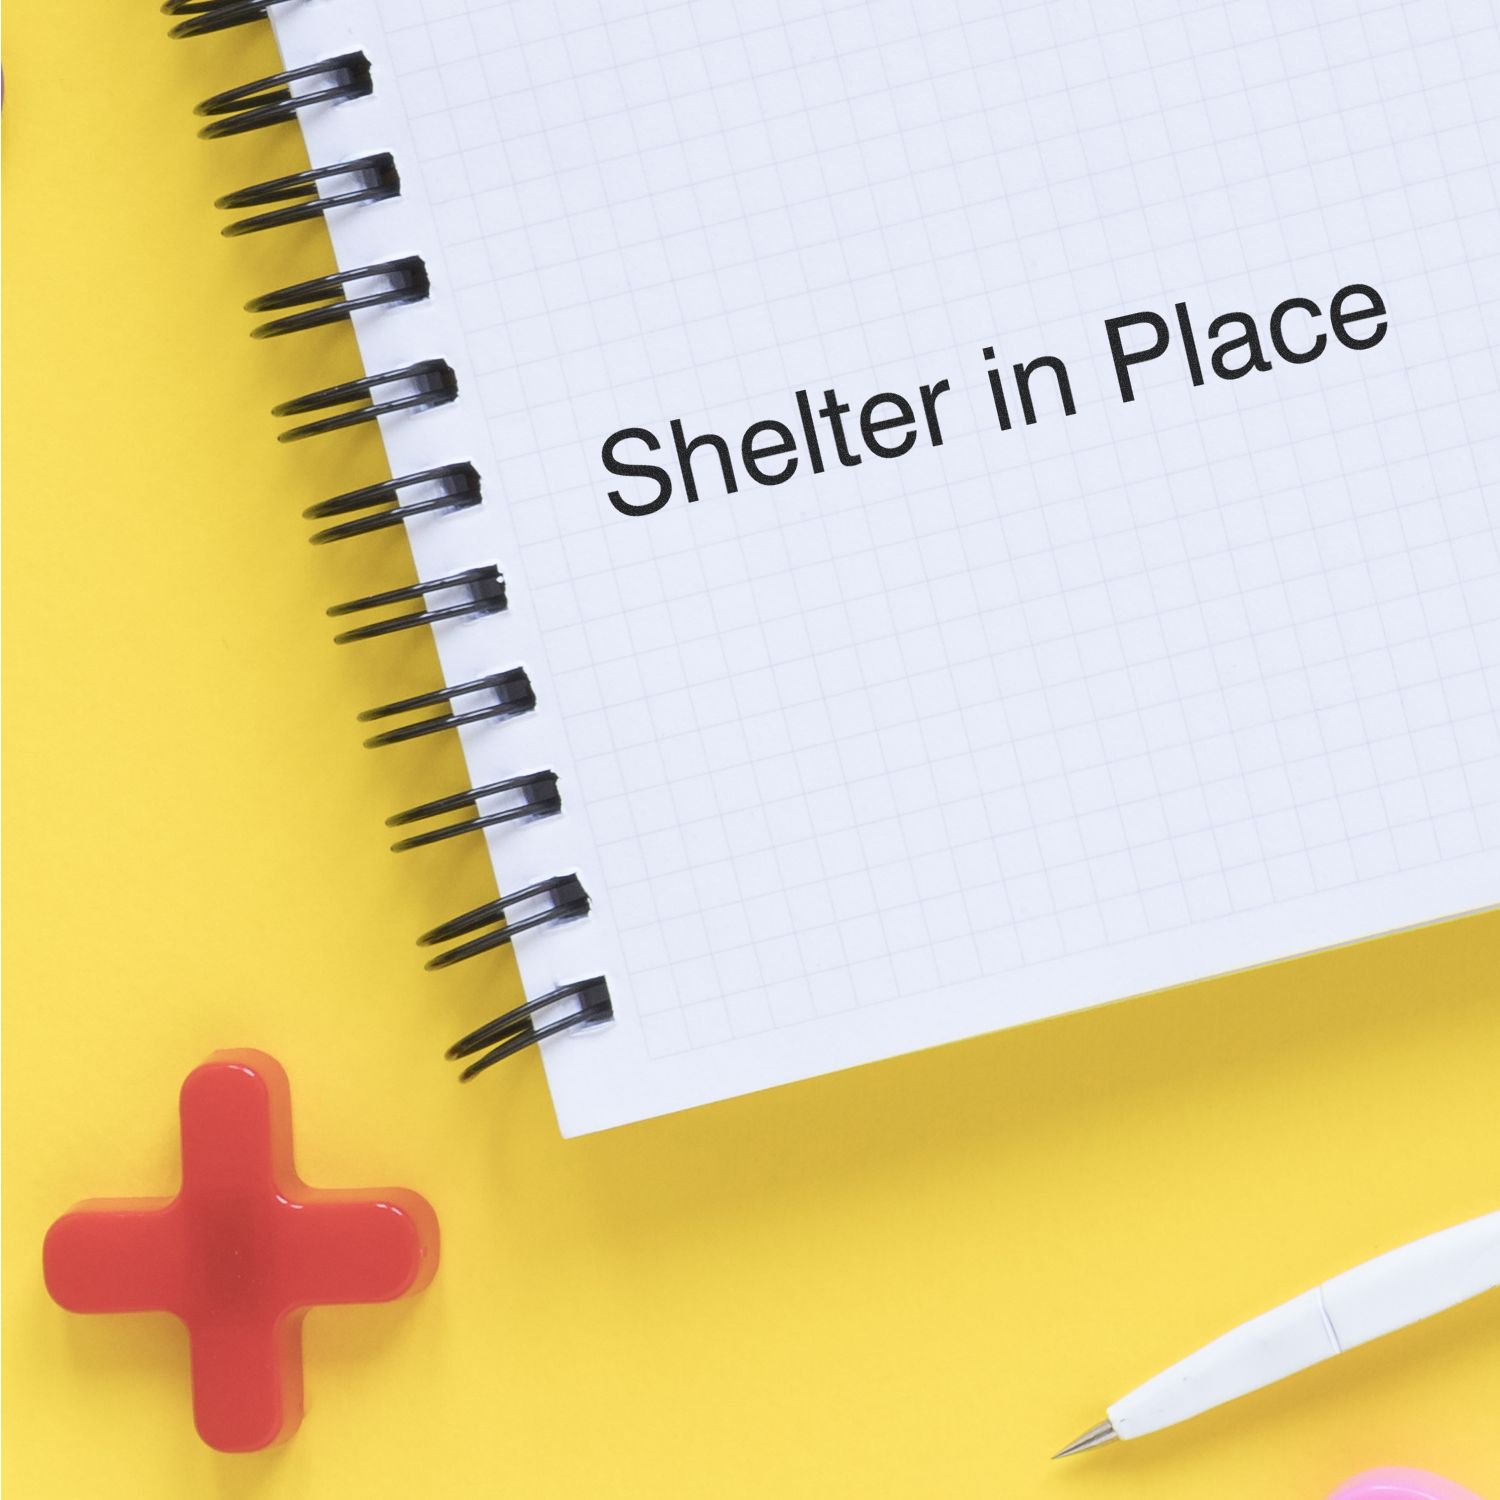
[[328, 565, 507, 643], [305, 463, 482, 544], [174, 17, 615, 1070], [420, 877, 593, 970], [196, 55, 374, 138], [447, 978, 612, 1081], [387, 772, 562, 852], [248, 258, 431, 338], [164, 0, 294, 39], [358, 670, 537, 748], [218, 156, 401, 237], [274, 359, 458, 441]]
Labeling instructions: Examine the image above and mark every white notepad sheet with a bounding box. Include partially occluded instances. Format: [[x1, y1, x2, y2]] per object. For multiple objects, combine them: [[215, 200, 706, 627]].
[[274, 0, 1500, 1134]]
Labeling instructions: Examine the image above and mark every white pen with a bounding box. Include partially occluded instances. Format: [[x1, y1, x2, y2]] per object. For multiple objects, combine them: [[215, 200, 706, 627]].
[[1056, 1209, 1500, 1457]]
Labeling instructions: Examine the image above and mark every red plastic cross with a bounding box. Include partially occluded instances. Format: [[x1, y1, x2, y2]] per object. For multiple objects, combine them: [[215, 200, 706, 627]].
[[43, 1050, 439, 1452]]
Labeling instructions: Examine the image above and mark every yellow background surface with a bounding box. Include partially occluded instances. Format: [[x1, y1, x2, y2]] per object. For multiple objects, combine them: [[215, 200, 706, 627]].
[[3, 7, 1498, 1498]]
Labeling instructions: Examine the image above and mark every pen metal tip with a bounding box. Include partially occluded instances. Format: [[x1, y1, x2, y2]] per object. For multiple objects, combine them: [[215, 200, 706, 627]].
[[1053, 1419, 1119, 1459]]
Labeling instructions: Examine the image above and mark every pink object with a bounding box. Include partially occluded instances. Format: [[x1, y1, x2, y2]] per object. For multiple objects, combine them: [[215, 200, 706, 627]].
[[43, 1050, 439, 1452], [1330, 1470, 1485, 1500]]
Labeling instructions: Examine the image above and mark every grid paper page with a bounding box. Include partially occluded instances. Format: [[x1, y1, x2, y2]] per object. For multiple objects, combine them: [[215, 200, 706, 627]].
[[274, 0, 1500, 1135]]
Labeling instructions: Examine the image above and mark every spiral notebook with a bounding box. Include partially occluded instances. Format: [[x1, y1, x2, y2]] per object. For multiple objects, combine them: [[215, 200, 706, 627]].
[[170, 0, 1500, 1136]]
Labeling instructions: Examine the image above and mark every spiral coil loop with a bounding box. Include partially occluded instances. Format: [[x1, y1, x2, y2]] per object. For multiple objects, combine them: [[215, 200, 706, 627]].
[[164, 0, 293, 39], [305, 463, 482, 545], [273, 359, 457, 441], [196, 55, 374, 139], [420, 877, 592, 970], [248, 259, 431, 338], [359, 670, 537, 748], [387, 772, 562, 852], [175, 9, 613, 1073], [328, 565, 507, 643], [447, 979, 614, 1080], [217, 156, 402, 237]]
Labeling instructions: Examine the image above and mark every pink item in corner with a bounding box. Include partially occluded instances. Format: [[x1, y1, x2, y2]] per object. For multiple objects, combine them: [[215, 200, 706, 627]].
[[1330, 1470, 1485, 1500]]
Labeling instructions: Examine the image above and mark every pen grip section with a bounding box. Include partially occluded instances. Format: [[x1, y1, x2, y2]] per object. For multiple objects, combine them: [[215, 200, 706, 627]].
[[1109, 1289, 1338, 1440]]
